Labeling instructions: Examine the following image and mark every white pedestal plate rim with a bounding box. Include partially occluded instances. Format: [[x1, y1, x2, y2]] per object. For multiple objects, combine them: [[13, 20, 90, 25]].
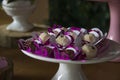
[[21, 39, 120, 80]]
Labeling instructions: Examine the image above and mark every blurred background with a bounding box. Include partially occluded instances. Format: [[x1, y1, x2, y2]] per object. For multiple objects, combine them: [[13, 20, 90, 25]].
[[49, 0, 110, 32], [0, 0, 115, 80], [0, 0, 110, 32]]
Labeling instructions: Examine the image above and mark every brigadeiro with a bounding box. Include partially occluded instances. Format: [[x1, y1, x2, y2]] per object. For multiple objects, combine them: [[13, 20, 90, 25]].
[[65, 45, 78, 60]]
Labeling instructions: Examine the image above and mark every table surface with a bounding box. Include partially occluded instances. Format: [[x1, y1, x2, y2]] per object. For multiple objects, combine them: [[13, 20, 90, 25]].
[[0, 9, 120, 80], [0, 47, 120, 80]]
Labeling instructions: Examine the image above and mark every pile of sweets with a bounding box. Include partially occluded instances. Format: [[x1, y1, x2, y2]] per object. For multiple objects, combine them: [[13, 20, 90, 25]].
[[18, 24, 108, 60]]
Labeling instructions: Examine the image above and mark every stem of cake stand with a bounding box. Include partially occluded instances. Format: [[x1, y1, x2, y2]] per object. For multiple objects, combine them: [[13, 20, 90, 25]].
[[107, 0, 120, 61], [52, 63, 87, 80]]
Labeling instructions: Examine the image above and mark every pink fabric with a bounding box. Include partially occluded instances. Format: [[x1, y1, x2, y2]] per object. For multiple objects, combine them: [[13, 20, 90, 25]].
[[107, 0, 120, 62], [107, 1, 120, 43]]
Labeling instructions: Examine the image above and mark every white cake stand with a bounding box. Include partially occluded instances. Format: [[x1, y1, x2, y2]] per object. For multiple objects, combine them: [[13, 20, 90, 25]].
[[21, 39, 120, 80]]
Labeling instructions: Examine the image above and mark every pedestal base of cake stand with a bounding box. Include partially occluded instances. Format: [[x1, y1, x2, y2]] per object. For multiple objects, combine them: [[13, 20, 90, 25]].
[[52, 63, 87, 80]]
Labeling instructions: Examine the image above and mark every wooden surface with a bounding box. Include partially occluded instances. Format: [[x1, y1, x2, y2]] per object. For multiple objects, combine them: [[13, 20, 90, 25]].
[[0, 24, 47, 48], [0, 47, 120, 80]]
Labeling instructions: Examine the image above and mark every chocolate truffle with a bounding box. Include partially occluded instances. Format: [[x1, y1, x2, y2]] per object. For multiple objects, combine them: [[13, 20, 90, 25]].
[[65, 47, 77, 59]]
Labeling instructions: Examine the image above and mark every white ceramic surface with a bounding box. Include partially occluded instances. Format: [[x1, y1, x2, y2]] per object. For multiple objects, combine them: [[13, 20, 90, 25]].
[[21, 39, 120, 80], [2, 0, 35, 32]]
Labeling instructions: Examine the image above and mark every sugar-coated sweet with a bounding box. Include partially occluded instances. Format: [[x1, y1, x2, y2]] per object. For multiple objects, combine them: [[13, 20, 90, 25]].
[[53, 28, 62, 36], [82, 44, 97, 59], [83, 33, 96, 43], [61, 27, 67, 31], [91, 28, 103, 37], [89, 28, 103, 40], [50, 27, 67, 37], [56, 35, 71, 47], [80, 28, 87, 34], [69, 32, 77, 39], [39, 32, 50, 44]]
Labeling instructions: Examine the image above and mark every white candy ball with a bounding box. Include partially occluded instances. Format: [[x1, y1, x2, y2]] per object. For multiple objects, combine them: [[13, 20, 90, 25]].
[[83, 33, 96, 43], [56, 35, 70, 47], [82, 44, 97, 59], [39, 32, 50, 43]]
